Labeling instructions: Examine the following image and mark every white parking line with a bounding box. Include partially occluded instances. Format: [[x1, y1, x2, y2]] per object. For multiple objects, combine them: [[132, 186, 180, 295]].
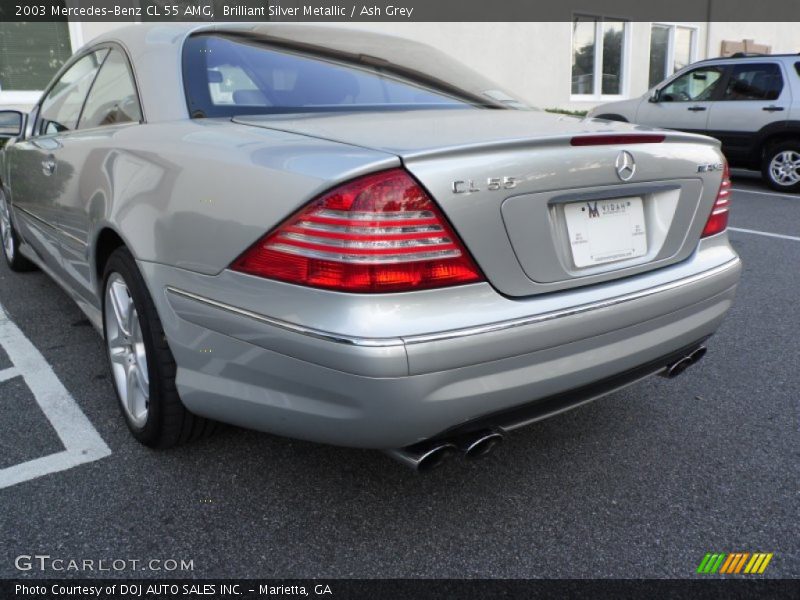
[[0, 302, 111, 489], [0, 367, 20, 383], [732, 187, 800, 200], [728, 227, 800, 242]]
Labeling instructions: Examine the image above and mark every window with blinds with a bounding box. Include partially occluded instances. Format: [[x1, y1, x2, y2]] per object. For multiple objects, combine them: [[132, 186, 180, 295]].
[[0, 22, 72, 92]]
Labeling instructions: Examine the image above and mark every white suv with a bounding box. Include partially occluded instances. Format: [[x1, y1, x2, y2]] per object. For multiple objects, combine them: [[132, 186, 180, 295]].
[[590, 54, 800, 192]]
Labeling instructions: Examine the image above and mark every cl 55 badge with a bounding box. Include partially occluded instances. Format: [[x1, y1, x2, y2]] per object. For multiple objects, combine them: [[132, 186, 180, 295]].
[[697, 163, 725, 173], [451, 176, 519, 194]]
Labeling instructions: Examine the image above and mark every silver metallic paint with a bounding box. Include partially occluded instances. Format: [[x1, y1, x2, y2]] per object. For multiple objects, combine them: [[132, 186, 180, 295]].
[[0, 23, 742, 450]]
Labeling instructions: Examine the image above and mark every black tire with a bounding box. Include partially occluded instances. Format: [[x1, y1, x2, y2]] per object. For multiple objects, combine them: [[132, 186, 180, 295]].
[[102, 247, 215, 448], [761, 139, 800, 193], [0, 188, 37, 272]]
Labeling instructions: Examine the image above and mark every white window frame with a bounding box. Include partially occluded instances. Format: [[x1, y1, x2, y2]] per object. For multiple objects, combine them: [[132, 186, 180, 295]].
[[570, 16, 631, 102], [649, 23, 699, 88], [0, 22, 84, 106]]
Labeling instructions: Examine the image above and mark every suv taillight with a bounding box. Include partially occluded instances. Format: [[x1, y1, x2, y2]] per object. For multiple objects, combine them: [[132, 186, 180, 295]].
[[231, 169, 484, 292], [701, 162, 731, 238]]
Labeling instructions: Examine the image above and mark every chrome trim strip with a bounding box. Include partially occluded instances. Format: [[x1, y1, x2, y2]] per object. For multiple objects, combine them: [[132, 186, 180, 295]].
[[279, 231, 452, 249], [14, 205, 88, 248], [266, 242, 460, 264], [316, 209, 435, 221], [14, 205, 56, 230], [166, 257, 740, 348], [297, 221, 443, 235], [405, 259, 741, 345], [166, 287, 404, 347]]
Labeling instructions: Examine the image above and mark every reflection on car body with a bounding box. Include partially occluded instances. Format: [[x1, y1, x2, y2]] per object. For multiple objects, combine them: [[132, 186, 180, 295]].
[[0, 24, 740, 471]]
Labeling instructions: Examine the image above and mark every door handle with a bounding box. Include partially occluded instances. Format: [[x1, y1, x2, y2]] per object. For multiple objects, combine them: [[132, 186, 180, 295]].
[[762, 106, 785, 112], [687, 106, 707, 112], [41, 157, 56, 176]]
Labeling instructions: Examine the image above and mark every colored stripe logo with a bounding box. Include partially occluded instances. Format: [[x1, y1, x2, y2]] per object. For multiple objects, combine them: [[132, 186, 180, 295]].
[[697, 552, 773, 574]]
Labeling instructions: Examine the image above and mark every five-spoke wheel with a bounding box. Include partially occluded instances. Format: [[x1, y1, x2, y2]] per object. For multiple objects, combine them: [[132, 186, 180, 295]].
[[102, 247, 215, 446], [105, 273, 150, 428], [763, 141, 800, 193]]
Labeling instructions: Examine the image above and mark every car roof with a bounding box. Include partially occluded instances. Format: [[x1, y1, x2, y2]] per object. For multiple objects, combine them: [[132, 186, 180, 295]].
[[696, 53, 800, 64]]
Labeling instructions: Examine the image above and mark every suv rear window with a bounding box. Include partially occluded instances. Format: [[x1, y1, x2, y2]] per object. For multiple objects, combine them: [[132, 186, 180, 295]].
[[182, 34, 520, 118], [721, 63, 784, 101]]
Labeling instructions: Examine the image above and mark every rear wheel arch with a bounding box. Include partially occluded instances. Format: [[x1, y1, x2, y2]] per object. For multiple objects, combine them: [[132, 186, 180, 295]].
[[94, 228, 127, 295], [760, 132, 800, 159], [755, 121, 800, 160]]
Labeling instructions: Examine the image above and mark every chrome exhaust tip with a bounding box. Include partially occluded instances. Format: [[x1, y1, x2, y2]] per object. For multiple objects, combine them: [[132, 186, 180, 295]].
[[662, 345, 707, 378], [664, 357, 693, 378], [461, 430, 504, 460], [688, 346, 707, 364], [384, 442, 459, 473]]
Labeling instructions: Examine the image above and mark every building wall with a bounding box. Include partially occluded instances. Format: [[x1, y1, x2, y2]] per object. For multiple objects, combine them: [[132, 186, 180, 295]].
[[1, 21, 798, 112], [343, 22, 576, 109]]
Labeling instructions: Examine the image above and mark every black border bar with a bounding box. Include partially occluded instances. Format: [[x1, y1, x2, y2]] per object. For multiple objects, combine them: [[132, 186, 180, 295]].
[[4, 0, 800, 22], [4, 579, 800, 600]]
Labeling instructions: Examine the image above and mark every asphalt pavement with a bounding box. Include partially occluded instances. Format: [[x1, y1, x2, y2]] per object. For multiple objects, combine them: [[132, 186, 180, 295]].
[[0, 171, 797, 579]]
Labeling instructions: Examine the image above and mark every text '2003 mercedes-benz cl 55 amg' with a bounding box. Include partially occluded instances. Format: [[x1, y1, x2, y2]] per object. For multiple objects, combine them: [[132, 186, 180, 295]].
[[0, 24, 741, 471]]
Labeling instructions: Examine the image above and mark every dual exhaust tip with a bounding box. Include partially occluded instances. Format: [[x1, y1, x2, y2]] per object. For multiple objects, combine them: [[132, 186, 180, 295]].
[[661, 346, 707, 379], [388, 345, 709, 472], [385, 429, 504, 473]]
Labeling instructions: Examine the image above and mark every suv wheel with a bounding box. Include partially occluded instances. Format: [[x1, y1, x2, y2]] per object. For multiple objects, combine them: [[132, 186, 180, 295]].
[[762, 140, 800, 193]]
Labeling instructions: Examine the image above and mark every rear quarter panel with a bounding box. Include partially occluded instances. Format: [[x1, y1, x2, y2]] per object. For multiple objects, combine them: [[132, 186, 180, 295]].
[[91, 119, 398, 275]]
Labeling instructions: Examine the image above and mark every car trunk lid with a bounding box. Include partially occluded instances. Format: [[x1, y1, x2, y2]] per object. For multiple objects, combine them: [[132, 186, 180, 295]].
[[234, 109, 725, 297]]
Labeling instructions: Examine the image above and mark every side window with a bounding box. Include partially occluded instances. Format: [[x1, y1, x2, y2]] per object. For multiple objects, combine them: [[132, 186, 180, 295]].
[[79, 50, 143, 129], [660, 66, 724, 102], [37, 49, 108, 136], [721, 63, 784, 101]]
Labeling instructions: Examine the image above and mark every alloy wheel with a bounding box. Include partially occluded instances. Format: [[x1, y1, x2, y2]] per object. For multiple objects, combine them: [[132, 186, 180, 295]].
[[0, 191, 14, 261], [769, 150, 800, 187], [105, 273, 150, 428]]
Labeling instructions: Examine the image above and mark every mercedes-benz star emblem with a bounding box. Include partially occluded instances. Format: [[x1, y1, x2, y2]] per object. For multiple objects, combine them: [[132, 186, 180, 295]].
[[615, 151, 636, 181]]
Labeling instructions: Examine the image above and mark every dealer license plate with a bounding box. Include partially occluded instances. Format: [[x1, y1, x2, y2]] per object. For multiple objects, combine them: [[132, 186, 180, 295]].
[[563, 197, 647, 268]]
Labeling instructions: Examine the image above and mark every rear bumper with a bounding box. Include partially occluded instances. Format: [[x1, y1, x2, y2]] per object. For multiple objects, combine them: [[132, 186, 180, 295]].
[[141, 239, 741, 449]]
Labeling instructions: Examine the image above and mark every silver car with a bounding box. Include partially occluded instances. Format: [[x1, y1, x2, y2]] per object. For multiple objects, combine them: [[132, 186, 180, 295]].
[[0, 24, 741, 471], [590, 54, 800, 193]]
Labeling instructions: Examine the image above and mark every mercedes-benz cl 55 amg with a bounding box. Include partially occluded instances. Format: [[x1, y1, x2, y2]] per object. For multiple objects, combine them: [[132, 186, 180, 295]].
[[0, 24, 741, 471]]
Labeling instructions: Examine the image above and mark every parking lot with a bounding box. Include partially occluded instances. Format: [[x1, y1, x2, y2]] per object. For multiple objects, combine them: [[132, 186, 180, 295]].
[[0, 171, 797, 579]]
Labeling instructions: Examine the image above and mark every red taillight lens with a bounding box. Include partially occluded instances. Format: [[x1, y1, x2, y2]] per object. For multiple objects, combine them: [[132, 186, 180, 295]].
[[231, 169, 484, 292], [701, 162, 731, 238]]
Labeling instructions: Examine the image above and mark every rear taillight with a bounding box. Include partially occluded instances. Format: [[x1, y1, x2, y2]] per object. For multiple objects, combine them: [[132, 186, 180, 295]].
[[231, 169, 484, 293], [701, 162, 731, 238]]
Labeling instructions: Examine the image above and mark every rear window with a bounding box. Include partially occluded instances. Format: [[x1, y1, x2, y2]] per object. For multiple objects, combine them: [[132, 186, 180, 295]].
[[721, 63, 784, 101], [182, 34, 520, 118]]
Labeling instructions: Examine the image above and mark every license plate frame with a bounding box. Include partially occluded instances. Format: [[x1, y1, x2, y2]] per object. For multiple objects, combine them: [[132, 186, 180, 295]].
[[563, 196, 648, 268]]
